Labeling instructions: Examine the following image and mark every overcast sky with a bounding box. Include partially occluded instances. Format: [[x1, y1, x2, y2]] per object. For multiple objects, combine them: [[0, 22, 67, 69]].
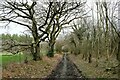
[[0, 0, 92, 35], [0, 0, 118, 36]]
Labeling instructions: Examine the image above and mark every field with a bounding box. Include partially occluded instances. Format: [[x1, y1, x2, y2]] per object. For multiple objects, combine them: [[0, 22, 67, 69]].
[[0, 50, 48, 66], [0, 52, 32, 66]]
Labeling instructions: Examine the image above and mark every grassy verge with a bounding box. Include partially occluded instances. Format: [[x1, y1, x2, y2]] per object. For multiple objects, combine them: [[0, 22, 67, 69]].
[[69, 54, 118, 78]]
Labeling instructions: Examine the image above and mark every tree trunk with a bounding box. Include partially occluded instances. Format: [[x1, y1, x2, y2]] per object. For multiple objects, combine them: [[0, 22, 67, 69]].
[[47, 41, 55, 57], [33, 43, 41, 61], [31, 39, 41, 61], [88, 53, 92, 63], [31, 17, 41, 61], [82, 53, 87, 61], [117, 40, 120, 78]]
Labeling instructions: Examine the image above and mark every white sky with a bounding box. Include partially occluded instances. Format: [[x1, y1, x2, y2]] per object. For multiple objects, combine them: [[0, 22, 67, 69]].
[[0, 0, 119, 35], [0, 23, 26, 35], [0, 0, 92, 35]]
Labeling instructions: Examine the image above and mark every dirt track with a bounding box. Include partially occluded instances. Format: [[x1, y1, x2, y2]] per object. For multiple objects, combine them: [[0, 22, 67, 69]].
[[47, 53, 86, 79]]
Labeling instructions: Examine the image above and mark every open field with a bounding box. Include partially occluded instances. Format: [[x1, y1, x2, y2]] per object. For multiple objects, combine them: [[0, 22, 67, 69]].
[[0, 52, 32, 66], [1, 55, 32, 66], [0, 50, 49, 66]]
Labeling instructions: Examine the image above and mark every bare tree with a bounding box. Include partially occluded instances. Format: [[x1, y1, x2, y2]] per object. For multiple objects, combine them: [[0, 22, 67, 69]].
[[0, 0, 51, 60], [0, 0, 86, 59], [45, 1, 86, 57]]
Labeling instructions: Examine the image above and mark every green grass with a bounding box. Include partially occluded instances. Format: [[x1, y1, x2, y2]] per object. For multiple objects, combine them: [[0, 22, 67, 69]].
[[0, 52, 32, 66], [1, 54, 24, 65], [0, 50, 48, 66]]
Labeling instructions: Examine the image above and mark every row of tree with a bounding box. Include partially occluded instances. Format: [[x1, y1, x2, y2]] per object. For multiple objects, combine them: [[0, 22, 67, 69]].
[[64, 1, 120, 77], [0, 0, 120, 77], [1, 34, 32, 43], [0, 0, 87, 60]]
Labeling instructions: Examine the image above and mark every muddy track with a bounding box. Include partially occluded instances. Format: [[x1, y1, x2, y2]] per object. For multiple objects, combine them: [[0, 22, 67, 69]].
[[47, 53, 86, 80]]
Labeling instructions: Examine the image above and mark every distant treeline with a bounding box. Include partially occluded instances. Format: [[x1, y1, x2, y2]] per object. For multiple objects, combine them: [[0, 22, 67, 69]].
[[1, 34, 32, 43]]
